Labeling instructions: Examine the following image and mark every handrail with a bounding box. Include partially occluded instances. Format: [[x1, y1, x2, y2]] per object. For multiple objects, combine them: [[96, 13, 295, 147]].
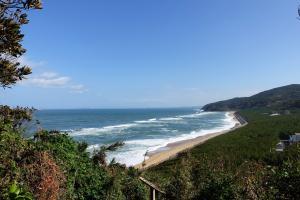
[[139, 177, 166, 194]]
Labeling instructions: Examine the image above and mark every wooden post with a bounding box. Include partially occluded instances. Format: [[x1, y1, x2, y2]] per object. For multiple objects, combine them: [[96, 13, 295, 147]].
[[139, 177, 165, 200], [150, 188, 156, 200]]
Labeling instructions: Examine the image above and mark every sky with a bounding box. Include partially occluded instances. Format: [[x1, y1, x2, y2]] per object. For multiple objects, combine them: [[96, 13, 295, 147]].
[[1, 0, 300, 109]]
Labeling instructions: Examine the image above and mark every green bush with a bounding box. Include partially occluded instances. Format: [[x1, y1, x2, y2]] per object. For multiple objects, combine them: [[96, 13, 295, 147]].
[[0, 124, 147, 199]]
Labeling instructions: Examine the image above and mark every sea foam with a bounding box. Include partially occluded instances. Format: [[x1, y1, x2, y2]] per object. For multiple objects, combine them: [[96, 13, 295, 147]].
[[86, 111, 237, 166], [135, 118, 158, 123], [70, 123, 138, 136]]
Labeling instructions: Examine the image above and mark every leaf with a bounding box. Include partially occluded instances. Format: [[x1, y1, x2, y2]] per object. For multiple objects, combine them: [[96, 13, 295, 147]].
[[9, 182, 19, 194]]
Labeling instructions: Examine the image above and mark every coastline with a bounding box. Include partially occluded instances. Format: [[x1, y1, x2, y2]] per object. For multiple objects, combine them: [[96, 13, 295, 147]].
[[135, 111, 247, 170]]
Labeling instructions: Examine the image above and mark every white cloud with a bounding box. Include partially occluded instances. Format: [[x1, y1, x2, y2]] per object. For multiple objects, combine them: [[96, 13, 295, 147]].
[[16, 56, 88, 94], [17, 56, 45, 68], [23, 71, 87, 93], [28, 75, 71, 87]]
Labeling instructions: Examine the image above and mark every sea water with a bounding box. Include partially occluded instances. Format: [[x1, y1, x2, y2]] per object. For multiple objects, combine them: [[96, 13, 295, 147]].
[[33, 108, 236, 166]]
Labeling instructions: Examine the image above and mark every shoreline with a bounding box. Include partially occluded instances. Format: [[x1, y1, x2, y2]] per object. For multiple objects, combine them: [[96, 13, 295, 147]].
[[135, 111, 247, 170]]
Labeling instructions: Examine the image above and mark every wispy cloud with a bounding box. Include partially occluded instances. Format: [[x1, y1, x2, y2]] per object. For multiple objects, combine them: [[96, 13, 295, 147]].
[[22, 71, 87, 94], [18, 56, 45, 68], [69, 84, 88, 94], [39, 72, 58, 78], [26, 73, 71, 88], [17, 56, 88, 94]]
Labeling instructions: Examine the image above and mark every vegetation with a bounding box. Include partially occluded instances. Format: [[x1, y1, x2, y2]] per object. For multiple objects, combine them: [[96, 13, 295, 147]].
[[144, 110, 300, 199], [1, 1, 300, 199], [0, 1, 147, 199], [0, 0, 42, 88], [0, 124, 147, 199], [202, 84, 300, 111], [0, 0, 38, 132]]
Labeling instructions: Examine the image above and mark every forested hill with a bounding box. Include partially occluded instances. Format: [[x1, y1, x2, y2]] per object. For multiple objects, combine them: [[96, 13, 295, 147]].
[[203, 84, 300, 111]]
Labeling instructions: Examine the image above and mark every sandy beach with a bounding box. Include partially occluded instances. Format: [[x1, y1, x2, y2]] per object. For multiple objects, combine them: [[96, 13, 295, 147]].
[[135, 112, 247, 170]]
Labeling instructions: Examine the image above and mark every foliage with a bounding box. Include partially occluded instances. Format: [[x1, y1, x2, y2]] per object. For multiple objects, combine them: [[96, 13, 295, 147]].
[[0, 0, 41, 88], [0, 105, 34, 131], [1, 1, 299, 198], [165, 156, 193, 200], [92, 141, 125, 167], [267, 143, 300, 199], [122, 167, 147, 200], [0, 1, 148, 199], [21, 151, 66, 200], [8, 181, 33, 200], [145, 110, 300, 199], [0, 123, 147, 199], [203, 84, 300, 111], [278, 130, 291, 140]]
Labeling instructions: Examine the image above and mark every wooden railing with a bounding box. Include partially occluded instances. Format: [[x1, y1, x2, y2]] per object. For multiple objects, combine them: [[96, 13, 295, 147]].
[[139, 177, 165, 200]]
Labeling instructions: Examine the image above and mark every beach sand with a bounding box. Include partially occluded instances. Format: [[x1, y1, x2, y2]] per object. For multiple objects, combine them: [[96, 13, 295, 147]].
[[135, 112, 247, 170]]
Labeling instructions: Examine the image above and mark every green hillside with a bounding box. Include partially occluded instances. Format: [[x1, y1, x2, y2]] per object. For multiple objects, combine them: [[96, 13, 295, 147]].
[[143, 85, 300, 199], [203, 84, 300, 111], [144, 110, 300, 199]]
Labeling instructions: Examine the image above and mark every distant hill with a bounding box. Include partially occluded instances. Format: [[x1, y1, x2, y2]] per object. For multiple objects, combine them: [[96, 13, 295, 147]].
[[203, 84, 300, 111]]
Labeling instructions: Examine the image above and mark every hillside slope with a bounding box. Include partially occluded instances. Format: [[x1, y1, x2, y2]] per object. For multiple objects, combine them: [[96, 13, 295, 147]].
[[144, 110, 300, 199], [203, 84, 300, 111]]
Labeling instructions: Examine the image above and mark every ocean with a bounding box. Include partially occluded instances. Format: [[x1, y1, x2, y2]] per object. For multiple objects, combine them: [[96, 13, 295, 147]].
[[32, 108, 236, 166]]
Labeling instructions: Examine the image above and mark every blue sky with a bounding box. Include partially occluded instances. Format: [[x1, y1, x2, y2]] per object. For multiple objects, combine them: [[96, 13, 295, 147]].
[[1, 0, 300, 109]]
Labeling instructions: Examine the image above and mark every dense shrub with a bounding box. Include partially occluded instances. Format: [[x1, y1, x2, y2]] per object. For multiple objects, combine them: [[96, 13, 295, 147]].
[[0, 124, 147, 199]]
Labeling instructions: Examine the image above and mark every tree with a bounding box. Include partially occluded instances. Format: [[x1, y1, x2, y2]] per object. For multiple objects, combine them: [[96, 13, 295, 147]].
[[0, 105, 34, 131], [92, 142, 125, 167], [0, 0, 41, 88], [278, 131, 291, 140], [0, 1, 41, 132]]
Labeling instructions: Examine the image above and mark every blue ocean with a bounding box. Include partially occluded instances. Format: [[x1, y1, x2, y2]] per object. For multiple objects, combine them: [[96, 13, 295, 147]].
[[33, 108, 235, 166]]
